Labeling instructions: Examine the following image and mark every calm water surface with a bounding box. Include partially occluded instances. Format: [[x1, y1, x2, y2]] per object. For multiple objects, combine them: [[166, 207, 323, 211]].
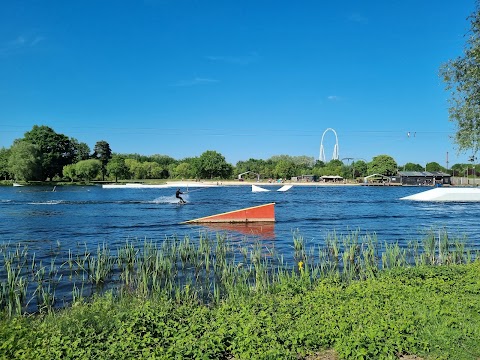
[[1, 184, 480, 259]]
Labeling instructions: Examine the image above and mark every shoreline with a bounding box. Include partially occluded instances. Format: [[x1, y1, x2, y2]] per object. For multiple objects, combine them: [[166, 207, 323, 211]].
[[177, 180, 361, 186], [4, 179, 465, 188]]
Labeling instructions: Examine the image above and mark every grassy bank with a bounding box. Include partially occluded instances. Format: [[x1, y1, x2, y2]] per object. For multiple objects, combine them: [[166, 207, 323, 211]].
[[1, 262, 479, 359], [1, 230, 480, 359]]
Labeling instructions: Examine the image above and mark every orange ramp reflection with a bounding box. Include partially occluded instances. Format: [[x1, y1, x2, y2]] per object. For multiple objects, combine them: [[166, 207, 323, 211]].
[[198, 222, 275, 239]]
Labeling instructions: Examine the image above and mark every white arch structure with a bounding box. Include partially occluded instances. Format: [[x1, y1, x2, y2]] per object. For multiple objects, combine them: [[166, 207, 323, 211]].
[[319, 128, 339, 162]]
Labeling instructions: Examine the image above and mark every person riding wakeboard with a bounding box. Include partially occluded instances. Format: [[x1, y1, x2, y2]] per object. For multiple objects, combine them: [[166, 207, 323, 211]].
[[175, 188, 186, 204]]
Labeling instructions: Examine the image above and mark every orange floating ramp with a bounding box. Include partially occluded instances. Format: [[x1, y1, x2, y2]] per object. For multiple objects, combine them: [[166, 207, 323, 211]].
[[181, 203, 275, 223]]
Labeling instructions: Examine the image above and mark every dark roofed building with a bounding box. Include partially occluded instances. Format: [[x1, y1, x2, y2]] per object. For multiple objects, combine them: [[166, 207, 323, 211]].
[[398, 171, 451, 186]]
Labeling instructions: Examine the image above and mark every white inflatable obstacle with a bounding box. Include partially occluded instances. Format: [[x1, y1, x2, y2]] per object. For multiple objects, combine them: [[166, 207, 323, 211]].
[[400, 187, 480, 202], [252, 184, 270, 192], [251, 184, 293, 192]]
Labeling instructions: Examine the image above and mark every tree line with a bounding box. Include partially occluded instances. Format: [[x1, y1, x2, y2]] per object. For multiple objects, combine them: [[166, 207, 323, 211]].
[[0, 125, 476, 183]]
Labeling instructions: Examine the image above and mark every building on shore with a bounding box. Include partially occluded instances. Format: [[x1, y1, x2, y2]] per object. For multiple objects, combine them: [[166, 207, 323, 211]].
[[320, 175, 344, 183], [392, 171, 451, 186], [291, 175, 317, 182]]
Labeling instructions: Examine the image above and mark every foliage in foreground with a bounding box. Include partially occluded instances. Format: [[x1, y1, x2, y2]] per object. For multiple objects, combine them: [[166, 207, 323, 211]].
[[1, 262, 479, 360], [441, 1, 480, 155], [1, 229, 476, 318]]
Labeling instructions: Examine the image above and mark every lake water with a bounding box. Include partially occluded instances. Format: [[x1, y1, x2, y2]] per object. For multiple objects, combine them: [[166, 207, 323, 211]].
[[2, 183, 480, 310], [2, 184, 480, 259]]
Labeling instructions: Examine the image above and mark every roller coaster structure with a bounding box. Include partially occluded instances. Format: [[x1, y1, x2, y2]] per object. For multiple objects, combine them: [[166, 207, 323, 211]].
[[319, 128, 339, 162]]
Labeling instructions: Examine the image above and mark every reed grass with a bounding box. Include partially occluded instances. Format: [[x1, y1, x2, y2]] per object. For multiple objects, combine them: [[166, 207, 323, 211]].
[[0, 228, 478, 318]]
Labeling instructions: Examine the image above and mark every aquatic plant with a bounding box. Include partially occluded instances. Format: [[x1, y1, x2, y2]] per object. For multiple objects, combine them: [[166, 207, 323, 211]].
[[0, 228, 478, 318]]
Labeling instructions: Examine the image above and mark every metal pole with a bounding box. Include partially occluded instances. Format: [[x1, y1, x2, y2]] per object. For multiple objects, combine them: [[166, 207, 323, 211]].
[[468, 155, 477, 186]]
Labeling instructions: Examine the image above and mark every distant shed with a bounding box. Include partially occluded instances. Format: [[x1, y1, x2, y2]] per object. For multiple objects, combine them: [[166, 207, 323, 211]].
[[321, 175, 344, 183], [291, 175, 317, 182], [398, 171, 451, 186]]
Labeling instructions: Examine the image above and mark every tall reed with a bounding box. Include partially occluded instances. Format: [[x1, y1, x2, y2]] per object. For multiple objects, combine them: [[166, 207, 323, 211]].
[[0, 228, 477, 318]]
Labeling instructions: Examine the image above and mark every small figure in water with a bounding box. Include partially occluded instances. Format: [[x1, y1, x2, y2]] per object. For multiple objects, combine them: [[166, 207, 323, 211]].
[[176, 188, 186, 204]]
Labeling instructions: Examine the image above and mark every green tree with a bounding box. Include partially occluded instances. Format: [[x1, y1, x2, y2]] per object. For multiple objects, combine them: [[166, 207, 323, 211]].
[[402, 162, 424, 172], [75, 159, 101, 182], [8, 141, 42, 181], [143, 161, 163, 179], [93, 140, 112, 181], [62, 164, 77, 182], [235, 158, 268, 180], [274, 160, 297, 179], [22, 125, 76, 180], [179, 157, 202, 179], [198, 151, 233, 179], [150, 154, 176, 167], [292, 155, 315, 168], [172, 162, 193, 179], [352, 160, 368, 178], [267, 155, 314, 178], [311, 160, 326, 178], [322, 159, 344, 176], [125, 159, 146, 179], [368, 155, 398, 176], [71, 138, 91, 162], [270, 155, 315, 167], [235, 160, 251, 175], [451, 163, 467, 176], [441, 5, 480, 155], [260, 163, 275, 179], [106, 156, 128, 182], [426, 162, 445, 172], [0, 147, 11, 180], [149, 155, 174, 178], [121, 153, 149, 162]]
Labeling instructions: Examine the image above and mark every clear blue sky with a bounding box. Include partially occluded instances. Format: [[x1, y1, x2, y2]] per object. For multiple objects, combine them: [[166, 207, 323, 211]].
[[0, 0, 476, 168]]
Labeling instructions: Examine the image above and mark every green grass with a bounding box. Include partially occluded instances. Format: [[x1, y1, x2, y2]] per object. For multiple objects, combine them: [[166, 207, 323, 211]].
[[0, 262, 479, 359]]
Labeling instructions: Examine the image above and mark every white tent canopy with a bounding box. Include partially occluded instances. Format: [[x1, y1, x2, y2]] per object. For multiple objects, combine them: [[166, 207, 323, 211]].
[[363, 174, 389, 183]]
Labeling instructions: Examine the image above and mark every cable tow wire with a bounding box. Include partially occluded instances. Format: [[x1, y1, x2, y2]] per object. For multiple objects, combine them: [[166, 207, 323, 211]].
[[184, 187, 212, 193]]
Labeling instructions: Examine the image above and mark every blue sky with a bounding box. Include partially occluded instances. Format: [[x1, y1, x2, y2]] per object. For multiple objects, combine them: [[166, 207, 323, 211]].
[[0, 0, 476, 168]]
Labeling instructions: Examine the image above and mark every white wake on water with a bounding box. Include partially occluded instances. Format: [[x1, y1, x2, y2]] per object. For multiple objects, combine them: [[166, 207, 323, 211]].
[[151, 195, 189, 204], [28, 200, 64, 205]]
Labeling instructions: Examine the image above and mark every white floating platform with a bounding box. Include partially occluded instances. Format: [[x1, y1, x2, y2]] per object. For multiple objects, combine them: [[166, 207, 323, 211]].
[[400, 187, 480, 202], [102, 182, 218, 189], [102, 183, 170, 189], [166, 181, 217, 188]]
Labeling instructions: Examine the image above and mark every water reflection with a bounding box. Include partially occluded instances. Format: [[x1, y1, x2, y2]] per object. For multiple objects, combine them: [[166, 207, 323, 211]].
[[195, 222, 276, 239]]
